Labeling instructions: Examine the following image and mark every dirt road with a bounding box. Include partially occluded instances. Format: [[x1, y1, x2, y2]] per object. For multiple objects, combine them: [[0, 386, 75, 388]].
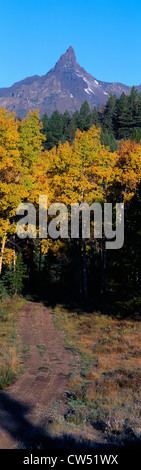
[[0, 302, 71, 449]]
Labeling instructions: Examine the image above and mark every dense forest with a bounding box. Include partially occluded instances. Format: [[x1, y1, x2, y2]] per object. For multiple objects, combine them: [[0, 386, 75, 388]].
[[41, 87, 141, 152], [0, 89, 141, 314]]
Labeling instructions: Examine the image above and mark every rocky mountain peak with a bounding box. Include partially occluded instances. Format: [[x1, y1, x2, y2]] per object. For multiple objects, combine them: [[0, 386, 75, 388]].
[[55, 46, 77, 70]]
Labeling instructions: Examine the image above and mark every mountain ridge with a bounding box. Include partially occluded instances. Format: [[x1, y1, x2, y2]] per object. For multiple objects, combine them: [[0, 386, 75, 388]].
[[0, 46, 140, 118]]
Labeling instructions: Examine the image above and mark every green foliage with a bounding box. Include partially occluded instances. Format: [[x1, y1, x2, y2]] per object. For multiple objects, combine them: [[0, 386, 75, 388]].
[[0, 279, 7, 299], [78, 101, 91, 131], [41, 88, 141, 151], [90, 106, 100, 127], [37, 344, 47, 357], [102, 93, 117, 133], [100, 129, 118, 151], [0, 365, 16, 390], [2, 253, 27, 296], [41, 111, 63, 150], [42, 87, 141, 152]]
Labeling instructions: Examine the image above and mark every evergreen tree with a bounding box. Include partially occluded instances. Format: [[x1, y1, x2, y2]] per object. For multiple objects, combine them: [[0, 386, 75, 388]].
[[43, 111, 63, 150], [90, 106, 100, 127], [2, 253, 27, 295], [62, 110, 71, 142], [100, 129, 118, 152], [103, 93, 117, 134], [66, 116, 77, 143], [78, 101, 91, 131]]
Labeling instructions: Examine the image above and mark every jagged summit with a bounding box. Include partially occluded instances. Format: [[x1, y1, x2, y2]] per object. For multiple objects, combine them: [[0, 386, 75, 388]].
[[62, 46, 76, 61], [54, 46, 77, 70], [0, 47, 138, 118]]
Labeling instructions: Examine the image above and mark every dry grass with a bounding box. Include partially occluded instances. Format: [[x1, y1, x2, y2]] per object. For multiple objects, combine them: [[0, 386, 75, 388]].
[[53, 306, 141, 443], [0, 295, 26, 389]]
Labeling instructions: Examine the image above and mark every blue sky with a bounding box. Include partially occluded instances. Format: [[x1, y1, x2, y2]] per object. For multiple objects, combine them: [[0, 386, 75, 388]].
[[0, 0, 141, 88]]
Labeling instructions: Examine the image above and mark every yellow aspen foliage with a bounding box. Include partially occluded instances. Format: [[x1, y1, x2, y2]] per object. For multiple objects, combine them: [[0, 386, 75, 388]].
[[2, 248, 17, 267], [116, 140, 141, 201], [45, 125, 118, 206], [0, 109, 23, 274]]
